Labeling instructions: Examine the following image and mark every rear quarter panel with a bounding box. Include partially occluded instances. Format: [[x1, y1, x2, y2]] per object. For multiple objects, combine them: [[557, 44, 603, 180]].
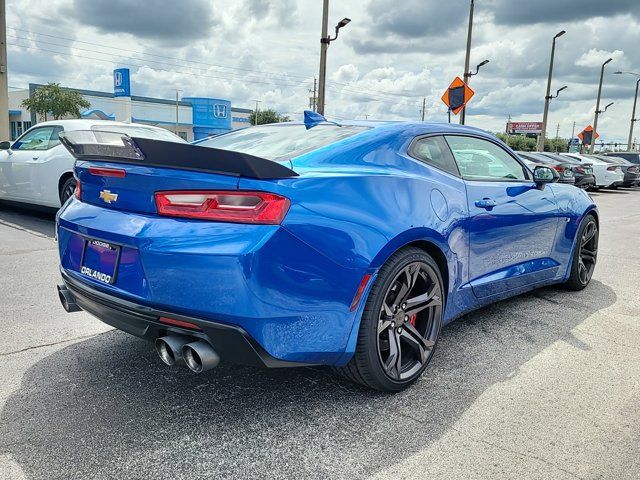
[[239, 125, 471, 324]]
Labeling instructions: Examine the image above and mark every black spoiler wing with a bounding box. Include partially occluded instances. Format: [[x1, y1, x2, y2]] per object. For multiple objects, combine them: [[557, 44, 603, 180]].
[[59, 130, 298, 180]]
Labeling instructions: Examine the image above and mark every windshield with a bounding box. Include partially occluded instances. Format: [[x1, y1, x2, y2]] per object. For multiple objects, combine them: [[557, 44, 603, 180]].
[[197, 124, 369, 160], [90, 125, 186, 143]]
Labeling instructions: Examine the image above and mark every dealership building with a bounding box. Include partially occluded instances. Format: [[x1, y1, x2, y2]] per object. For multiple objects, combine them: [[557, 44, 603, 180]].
[[8, 68, 252, 141]]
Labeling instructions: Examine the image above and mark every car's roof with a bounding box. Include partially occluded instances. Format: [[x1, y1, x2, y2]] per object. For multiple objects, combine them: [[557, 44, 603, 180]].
[[277, 119, 496, 137], [29, 119, 168, 131]]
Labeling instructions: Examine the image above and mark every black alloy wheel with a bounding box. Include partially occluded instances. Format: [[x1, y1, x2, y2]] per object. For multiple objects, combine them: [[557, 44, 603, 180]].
[[564, 214, 598, 291], [577, 219, 598, 285], [376, 261, 442, 381], [336, 247, 444, 392]]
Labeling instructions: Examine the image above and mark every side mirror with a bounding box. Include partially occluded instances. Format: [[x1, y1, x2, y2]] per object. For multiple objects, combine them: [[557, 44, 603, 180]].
[[533, 165, 559, 188], [0, 141, 11, 150]]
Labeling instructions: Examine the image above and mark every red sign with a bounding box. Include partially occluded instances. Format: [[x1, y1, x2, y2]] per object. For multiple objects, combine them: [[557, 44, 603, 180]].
[[441, 77, 474, 115], [507, 122, 543, 134], [578, 125, 599, 145]]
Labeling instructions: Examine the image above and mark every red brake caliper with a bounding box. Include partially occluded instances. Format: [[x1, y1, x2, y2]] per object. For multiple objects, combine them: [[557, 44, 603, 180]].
[[409, 314, 417, 327]]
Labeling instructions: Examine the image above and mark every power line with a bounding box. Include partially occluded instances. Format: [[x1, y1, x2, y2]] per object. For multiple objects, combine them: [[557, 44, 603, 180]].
[[8, 27, 422, 102]]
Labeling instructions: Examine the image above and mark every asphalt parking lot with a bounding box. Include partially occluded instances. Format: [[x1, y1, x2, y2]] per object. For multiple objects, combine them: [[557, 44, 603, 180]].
[[0, 189, 639, 480]]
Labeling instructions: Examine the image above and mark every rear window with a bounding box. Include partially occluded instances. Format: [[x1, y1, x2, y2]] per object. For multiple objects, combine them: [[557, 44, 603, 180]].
[[90, 125, 186, 143], [197, 124, 369, 160], [611, 153, 640, 164]]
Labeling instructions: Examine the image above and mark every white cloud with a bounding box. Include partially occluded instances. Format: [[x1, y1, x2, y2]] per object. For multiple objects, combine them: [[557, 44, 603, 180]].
[[575, 49, 625, 68]]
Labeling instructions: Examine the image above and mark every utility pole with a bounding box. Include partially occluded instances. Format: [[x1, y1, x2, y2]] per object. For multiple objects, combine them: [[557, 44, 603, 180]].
[[309, 77, 318, 111], [628, 79, 640, 151], [460, 0, 474, 125], [175, 89, 182, 136], [317, 0, 330, 116], [421, 97, 426, 121], [538, 30, 565, 151], [591, 57, 613, 154], [555, 123, 560, 139], [253, 99, 262, 125], [506, 114, 512, 145], [0, 0, 9, 140], [571, 121, 576, 140], [317, 1, 350, 116]]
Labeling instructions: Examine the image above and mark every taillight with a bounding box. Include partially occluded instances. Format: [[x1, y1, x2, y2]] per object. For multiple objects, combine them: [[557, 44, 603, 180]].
[[74, 178, 82, 200], [628, 166, 639, 173], [606, 166, 619, 171], [553, 165, 564, 172], [574, 166, 585, 174], [155, 190, 290, 224]]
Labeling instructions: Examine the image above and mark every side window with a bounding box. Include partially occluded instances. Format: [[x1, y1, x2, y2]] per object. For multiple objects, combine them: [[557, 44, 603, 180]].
[[410, 136, 459, 176], [444, 135, 528, 181], [12, 127, 56, 151], [48, 126, 64, 148]]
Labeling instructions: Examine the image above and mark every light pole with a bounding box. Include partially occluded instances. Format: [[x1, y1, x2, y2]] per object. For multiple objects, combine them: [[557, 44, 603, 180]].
[[459, 59, 489, 124], [613, 71, 640, 151], [0, 0, 8, 140], [590, 57, 613, 153], [538, 30, 566, 152], [317, 0, 350, 116], [460, 0, 475, 125]]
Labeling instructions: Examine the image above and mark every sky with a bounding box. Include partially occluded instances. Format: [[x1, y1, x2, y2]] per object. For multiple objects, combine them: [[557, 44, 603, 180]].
[[6, 0, 640, 143]]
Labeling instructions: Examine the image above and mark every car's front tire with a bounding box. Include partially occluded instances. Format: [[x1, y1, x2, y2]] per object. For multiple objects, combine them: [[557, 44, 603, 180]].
[[563, 213, 598, 291], [336, 247, 444, 392]]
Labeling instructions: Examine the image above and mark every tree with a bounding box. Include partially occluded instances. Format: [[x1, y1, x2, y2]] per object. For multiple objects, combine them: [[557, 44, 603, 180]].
[[249, 108, 290, 126], [544, 137, 568, 153], [495, 133, 538, 151], [21, 83, 90, 121]]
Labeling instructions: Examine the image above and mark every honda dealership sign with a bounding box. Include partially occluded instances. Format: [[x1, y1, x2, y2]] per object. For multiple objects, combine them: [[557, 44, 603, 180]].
[[113, 68, 131, 97], [507, 121, 543, 134]]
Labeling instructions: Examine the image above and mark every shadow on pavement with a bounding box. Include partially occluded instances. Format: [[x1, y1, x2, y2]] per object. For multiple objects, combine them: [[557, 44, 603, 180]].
[[0, 280, 616, 479], [0, 202, 56, 238]]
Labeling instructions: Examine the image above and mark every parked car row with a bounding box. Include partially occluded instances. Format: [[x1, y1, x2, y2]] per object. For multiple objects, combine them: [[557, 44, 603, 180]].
[[517, 150, 640, 190]]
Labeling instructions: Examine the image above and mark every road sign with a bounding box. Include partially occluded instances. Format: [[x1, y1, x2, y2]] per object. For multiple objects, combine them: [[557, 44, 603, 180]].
[[441, 77, 474, 115], [578, 125, 599, 146], [507, 122, 543, 134]]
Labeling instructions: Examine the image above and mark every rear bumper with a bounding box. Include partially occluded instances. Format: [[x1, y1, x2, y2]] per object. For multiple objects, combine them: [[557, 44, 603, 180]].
[[574, 174, 595, 188], [60, 270, 312, 368]]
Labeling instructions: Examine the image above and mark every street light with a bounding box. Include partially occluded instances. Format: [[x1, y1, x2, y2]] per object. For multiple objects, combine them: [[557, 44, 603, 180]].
[[538, 30, 566, 152], [590, 57, 613, 153], [597, 102, 614, 114], [317, 0, 350, 116], [460, 0, 475, 125], [458, 59, 489, 124], [613, 71, 640, 150]]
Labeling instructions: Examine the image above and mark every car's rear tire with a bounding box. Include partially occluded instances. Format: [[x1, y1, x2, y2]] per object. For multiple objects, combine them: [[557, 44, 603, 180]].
[[336, 247, 444, 392], [59, 176, 76, 204], [563, 213, 598, 291]]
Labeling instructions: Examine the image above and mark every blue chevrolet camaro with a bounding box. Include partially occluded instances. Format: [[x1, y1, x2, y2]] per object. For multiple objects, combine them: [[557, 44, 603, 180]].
[[55, 113, 598, 392]]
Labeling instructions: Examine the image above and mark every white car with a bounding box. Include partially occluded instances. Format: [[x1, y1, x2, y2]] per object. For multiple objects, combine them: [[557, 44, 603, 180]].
[[561, 153, 623, 189], [0, 119, 185, 208]]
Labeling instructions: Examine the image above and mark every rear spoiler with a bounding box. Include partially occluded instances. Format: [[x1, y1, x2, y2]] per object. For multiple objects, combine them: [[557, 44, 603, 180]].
[[59, 130, 298, 180]]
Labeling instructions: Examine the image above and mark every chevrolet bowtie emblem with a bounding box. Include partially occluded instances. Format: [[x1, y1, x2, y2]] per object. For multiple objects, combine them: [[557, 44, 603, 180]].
[[99, 190, 118, 204]]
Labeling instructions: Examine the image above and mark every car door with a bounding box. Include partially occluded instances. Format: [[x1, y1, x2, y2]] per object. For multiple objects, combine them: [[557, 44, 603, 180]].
[[4, 126, 59, 201], [444, 135, 560, 298]]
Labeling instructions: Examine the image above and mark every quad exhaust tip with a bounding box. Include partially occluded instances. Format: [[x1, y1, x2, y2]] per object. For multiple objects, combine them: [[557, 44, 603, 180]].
[[155, 336, 189, 366], [57, 284, 82, 313], [182, 340, 220, 373], [155, 336, 219, 373]]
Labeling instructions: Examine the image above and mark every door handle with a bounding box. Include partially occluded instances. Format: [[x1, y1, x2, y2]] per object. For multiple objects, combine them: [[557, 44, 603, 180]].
[[475, 198, 497, 209], [32, 156, 39, 161]]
